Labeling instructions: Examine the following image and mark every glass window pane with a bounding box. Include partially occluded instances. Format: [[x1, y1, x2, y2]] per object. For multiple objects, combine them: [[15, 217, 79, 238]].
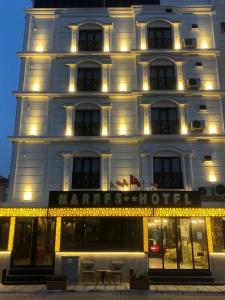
[[148, 218, 163, 269], [163, 218, 177, 269]]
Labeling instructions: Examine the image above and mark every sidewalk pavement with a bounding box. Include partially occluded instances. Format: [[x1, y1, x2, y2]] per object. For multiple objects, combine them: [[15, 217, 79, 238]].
[[0, 283, 225, 295]]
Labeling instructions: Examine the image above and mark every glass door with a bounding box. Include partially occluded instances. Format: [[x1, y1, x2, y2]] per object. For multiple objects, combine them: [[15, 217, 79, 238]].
[[12, 217, 56, 267], [148, 217, 209, 270]]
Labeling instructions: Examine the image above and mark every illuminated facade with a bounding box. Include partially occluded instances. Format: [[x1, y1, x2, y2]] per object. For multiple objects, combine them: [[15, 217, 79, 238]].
[[2, 0, 225, 284]]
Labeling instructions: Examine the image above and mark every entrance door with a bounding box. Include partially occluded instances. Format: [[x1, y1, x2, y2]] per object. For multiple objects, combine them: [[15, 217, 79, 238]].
[[148, 217, 209, 270], [11, 217, 56, 267]]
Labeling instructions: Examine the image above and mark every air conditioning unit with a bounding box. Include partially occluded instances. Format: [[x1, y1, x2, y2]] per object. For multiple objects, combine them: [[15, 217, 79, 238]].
[[215, 184, 225, 196], [198, 186, 211, 196], [191, 120, 205, 131], [187, 78, 201, 89], [184, 38, 197, 49]]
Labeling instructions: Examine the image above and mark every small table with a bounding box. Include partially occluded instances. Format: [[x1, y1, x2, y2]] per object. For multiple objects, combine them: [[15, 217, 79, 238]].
[[96, 269, 111, 285]]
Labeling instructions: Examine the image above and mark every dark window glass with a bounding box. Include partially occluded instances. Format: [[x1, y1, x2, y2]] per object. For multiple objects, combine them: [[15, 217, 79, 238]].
[[72, 157, 100, 189], [61, 217, 143, 251], [0, 217, 10, 250], [151, 107, 179, 134], [79, 30, 103, 51], [74, 110, 100, 136], [150, 65, 176, 90], [221, 22, 225, 33], [77, 68, 101, 91], [148, 27, 173, 49], [153, 157, 183, 189]]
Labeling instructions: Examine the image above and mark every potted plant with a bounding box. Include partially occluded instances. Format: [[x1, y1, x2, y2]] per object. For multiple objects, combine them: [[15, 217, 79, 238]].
[[46, 274, 68, 290], [130, 272, 150, 290]]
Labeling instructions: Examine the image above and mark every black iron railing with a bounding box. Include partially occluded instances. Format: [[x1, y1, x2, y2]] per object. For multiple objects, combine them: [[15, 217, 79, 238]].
[[154, 172, 183, 189], [78, 40, 103, 51], [72, 172, 100, 189], [148, 38, 173, 49], [150, 78, 176, 90], [77, 79, 101, 92], [74, 122, 100, 136], [151, 120, 179, 135]]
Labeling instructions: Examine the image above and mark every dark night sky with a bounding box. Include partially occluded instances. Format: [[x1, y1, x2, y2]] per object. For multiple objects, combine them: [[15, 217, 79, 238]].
[[0, 1, 31, 177]]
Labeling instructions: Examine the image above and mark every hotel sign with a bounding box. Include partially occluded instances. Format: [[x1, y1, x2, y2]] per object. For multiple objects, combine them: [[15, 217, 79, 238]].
[[49, 191, 201, 208]]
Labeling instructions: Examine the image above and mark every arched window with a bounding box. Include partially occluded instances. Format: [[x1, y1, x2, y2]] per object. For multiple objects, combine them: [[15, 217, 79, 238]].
[[150, 59, 176, 90], [153, 150, 183, 189], [147, 20, 173, 49], [72, 151, 100, 189], [74, 103, 100, 136], [77, 62, 102, 91], [151, 101, 179, 134], [78, 23, 103, 51]]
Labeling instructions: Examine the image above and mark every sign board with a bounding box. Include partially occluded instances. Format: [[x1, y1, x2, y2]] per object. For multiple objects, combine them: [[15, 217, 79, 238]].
[[49, 191, 201, 208]]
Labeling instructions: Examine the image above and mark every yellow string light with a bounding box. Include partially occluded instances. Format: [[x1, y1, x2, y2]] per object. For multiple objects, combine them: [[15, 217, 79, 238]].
[[205, 217, 213, 253], [55, 217, 61, 252], [8, 217, 16, 251]]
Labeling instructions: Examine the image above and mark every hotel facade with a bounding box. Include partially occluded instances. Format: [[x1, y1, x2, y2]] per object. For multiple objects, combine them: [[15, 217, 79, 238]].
[[1, 0, 225, 284]]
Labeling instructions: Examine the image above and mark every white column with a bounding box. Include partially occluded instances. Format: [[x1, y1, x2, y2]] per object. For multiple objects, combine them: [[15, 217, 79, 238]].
[[139, 23, 147, 50], [67, 64, 76, 92], [142, 104, 151, 135], [142, 62, 149, 91], [176, 62, 185, 91], [179, 104, 188, 135], [101, 106, 109, 136], [186, 153, 194, 190], [69, 25, 79, 52], [61, 154, 72, 191], [100, 154, 111, 191], [173, 23, 181, 50], [104, 25, 111, 52], [102, 64, 109, 92], [63, 106, 74, 136], [181, 154, 188, 190]]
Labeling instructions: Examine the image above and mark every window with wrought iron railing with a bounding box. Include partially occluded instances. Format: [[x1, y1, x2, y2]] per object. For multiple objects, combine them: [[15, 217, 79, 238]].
[[150, 66, 176, 90], [153, 157, 183, 189], [151, 108, 179, 134], [72, 157, 100, 189], [147, 27, 173, 49], [78, 30, 103, 51], [74, 110, 100, 136], [77, 68, 101, 91]]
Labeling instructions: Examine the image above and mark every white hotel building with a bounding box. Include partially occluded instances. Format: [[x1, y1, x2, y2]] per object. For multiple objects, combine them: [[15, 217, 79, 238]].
[[1, 0, 225, 284]]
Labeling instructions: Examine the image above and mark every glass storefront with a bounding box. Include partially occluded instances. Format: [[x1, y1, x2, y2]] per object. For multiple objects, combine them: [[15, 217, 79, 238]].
[[148, 217, 209, 270], [11, 217, 56, 267], [0, 217, 10, 251]]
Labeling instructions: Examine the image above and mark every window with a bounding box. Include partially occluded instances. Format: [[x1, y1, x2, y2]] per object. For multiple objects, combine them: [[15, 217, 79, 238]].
[[0, 217, 10, 250], [147, 27, 173, 49], [221, 22, 225, 33], [77, 67, 101, 91], [72, 157, 100, 189], [74, 110, 100, 136], [153, 157, 183, 189], [151, 107, 179, 134], [78, 29, 103, 51], [60, 217, 143, 251], [150, 65, 176, 90]]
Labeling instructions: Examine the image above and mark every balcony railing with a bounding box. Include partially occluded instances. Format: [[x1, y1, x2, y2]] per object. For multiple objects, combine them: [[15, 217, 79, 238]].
[[153, 172, 183, 189], [77, 79, 101, 92], [72, 172, 100, 189], [148, 38, 173, 49], [150, 78, 176, 90], [78, 40, 103, 51], [151, 120, 179, 134], [74, 122, 100, 136]]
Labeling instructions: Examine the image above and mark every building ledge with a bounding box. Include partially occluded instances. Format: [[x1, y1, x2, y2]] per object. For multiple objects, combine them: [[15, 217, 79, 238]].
[[9, 134, 225, 143]]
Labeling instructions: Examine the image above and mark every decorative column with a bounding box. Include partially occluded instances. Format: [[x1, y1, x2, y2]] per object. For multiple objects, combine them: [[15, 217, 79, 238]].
[[186, 152, 194, 191], [102, 64, 109, 92], [181, 154, 188, 190], [67, 64, 76, 92], [68, 25, 79, 52], [61, 153, 72, 191], [8, 217, 16, 252], [173, 22, 181, 50], [63, 106, 74, 136], [143, 217, 149, 252], [100, 153, 111, 191], [137, 22, 147, 50], [140, 153, 153, 187], [101, 105, 110, 136], [104, 25, 111, 52], [205, 217, 213, 253], [176, 61, 185, 91], [178, 104, 188, 135], [141, 104, 151, 135], [142, 62, 149, 91], [55, 217, 62, 252]]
